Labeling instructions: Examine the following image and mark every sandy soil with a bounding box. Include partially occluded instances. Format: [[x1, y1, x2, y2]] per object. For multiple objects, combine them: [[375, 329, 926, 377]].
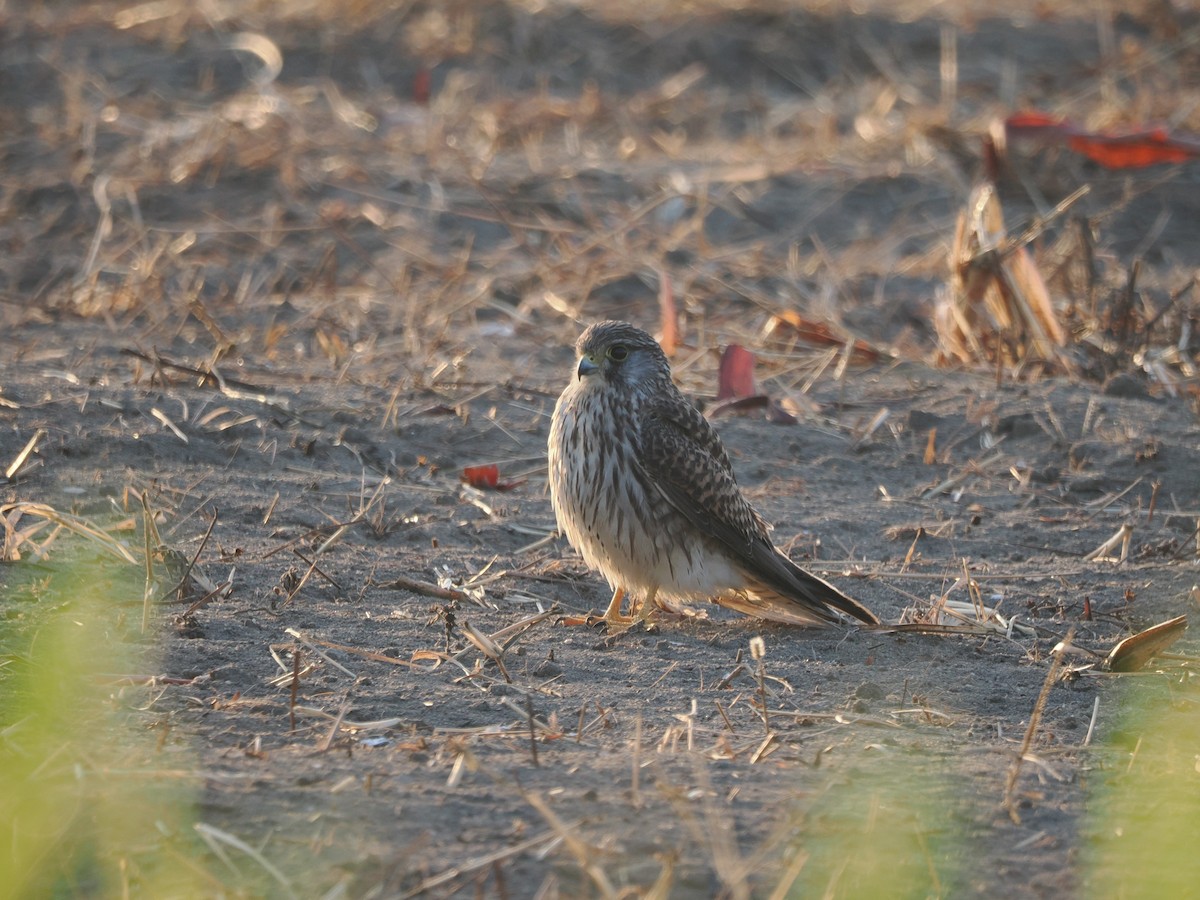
[[2, 2, 1199, 897]]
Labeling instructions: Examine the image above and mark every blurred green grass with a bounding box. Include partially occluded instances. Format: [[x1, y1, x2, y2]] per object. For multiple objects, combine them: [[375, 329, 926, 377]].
[[782, 673, 1200, 899], [1082, 677, 1200, 897], [786, 754, 960, 898], [0, 554, 207, 897]]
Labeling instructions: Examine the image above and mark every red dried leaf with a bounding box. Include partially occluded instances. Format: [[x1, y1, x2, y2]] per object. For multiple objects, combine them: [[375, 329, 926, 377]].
[[412, 67, 432, 105], [462, 464, 498, 488], [1004, 110, 1067, 137], [1068, 129, 1196, 168], [462, 464, 525, 492], [1005, 111, 1200, 169], [717, 344, 756, 401]]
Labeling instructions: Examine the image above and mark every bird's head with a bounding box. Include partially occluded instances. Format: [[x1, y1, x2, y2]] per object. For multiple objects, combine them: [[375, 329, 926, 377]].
[[572, 321, 668, 390]]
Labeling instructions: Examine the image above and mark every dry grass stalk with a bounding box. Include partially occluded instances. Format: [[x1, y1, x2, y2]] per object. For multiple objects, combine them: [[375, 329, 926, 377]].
[[851, 407, 890, 451], [1, 504, 52, 562], [920, 448, 1006, 499], [150, 406, 188, 443], [767, 850, 810, 900], [289, 647, 301, 733], [493, 696, 558, 742], [523, 791, 618, 899], [749, 636, 770, 735], [193, 822, 297, 900], [641, 850, 677, 900], [317, 699, 352, 753], [657, 268, 678, 357], [1084, 522, 1134, 562], [165, 510, 222, 606], [1083, 696, 1101, 746], [717, 662, 747, 690], [279, 548, 340, 607], [5, 428, 46, 481], [667, 764, 754, 900], [0, 501, 138, 564], [379, 572, 467, 601], [410, 609, 558, 683], [287, 707, 403, 733], [748, 733, 777, 764], [274, 633, 415, 676], [138, 491, 166, 632], [283, 628, 357, 679], [934, 599, 1034, 638], [525, 695, 540, 767], [1003, 629, 1073, 824], [460, 619, 511, 682], [445, 741, 479, 788], [937, 184, 1082, 375], [399, 827, 564, 899]]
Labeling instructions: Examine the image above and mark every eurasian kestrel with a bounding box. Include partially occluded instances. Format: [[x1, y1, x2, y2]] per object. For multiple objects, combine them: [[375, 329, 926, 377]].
[[547, 320, 879, 627]]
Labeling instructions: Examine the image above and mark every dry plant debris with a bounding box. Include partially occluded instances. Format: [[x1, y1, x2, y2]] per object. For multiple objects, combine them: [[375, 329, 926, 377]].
[[937, 183, 1077, 375]]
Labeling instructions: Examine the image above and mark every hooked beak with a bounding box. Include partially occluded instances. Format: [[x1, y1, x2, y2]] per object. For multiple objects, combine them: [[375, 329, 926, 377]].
[[576, 355, 599, 379]]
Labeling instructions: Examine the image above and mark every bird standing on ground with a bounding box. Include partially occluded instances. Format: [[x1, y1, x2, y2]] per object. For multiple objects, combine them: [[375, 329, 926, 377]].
[[547, 320, 879, 628]]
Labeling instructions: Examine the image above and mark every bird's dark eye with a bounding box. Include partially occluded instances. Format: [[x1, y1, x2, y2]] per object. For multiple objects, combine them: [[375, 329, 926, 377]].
[[607, 344, 629, 362]]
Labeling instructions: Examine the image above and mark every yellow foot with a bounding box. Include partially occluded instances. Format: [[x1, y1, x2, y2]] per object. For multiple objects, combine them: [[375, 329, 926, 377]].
[[560, 587, 636, 628], [602, 586, 628, 622], [633, 586, 660, 624], [604, 586, 659, 631]]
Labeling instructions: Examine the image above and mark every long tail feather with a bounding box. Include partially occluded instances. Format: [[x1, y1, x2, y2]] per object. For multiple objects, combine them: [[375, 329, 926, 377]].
[[734, 549, 880, 626]]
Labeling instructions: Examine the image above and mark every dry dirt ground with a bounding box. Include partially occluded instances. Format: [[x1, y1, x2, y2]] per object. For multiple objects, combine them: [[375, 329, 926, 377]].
[[3, 1, 1200, 898]]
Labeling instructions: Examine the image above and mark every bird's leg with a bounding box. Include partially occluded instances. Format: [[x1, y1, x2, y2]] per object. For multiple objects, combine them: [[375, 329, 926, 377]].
[[559, 587, 635, 627], [602, 586, 634, 625], [635, 586, 660, 623]]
